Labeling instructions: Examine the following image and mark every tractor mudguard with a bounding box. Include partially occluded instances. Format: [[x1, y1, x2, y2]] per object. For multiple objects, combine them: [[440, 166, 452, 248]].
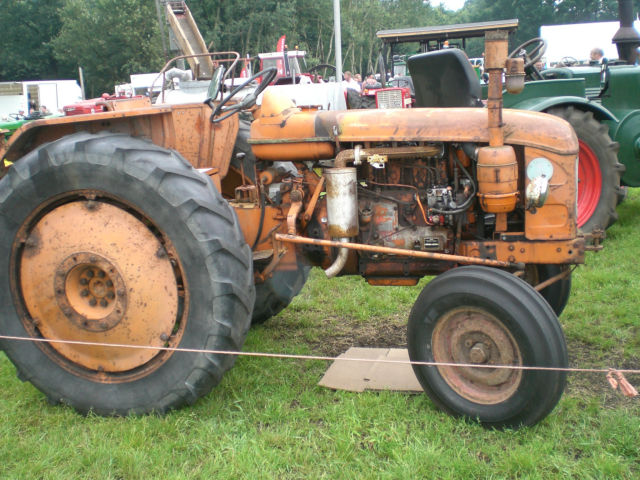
[[506, 95, 618, 123], [613, 110, 640, 186]]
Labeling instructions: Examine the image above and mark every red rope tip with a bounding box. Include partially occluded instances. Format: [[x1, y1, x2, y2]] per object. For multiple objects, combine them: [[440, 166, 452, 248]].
[[607, 369, 639, 398]]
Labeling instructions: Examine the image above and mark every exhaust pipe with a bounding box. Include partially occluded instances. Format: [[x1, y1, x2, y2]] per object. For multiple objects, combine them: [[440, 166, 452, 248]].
[[324, 167, 358, 277], [613, 0, 640, 64]]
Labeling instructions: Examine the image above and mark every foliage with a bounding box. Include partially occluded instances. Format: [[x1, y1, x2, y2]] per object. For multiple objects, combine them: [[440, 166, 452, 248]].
[[51, 0, 164, 96], [0, 0, 72, 81], [2, 0, 640, 91]]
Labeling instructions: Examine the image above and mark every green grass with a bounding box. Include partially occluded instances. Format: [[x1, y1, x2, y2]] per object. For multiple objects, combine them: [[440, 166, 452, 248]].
[[2, 192, 640, 479]]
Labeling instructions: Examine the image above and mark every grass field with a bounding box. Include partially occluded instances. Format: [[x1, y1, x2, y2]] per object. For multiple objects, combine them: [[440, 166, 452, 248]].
[[1, 191, 639, 479]]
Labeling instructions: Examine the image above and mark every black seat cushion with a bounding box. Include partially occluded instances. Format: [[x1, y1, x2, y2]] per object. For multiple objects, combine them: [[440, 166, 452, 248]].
[[408, 49, 483, 108]]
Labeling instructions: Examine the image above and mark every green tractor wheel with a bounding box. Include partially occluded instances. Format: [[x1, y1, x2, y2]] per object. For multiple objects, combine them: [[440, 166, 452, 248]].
[[547, 107, 623, 233]]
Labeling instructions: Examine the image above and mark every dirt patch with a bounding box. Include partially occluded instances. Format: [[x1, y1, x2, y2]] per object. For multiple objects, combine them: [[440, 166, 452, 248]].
[[265, 314, 639, 407], [566, 338, 640, 408], [309, 320, 407, 358]]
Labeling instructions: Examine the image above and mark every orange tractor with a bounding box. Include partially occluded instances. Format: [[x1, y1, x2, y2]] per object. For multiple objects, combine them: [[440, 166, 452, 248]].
[[0, 32, 584, 427]]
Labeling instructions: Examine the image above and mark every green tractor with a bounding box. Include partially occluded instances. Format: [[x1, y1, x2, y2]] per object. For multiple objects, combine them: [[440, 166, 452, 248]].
[[504, 0, 640, 234], [379, 1, 640, 236]]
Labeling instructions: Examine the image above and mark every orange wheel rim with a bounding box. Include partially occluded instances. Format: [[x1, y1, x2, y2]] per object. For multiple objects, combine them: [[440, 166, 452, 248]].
[[15, 197, 186, 377]]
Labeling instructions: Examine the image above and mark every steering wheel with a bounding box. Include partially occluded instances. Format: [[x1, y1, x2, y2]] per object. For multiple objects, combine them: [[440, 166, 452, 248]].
[[508, 37, 547, 80], [207, 67, 278, 124], [307, 64, 337, 83], [560, 56, 578, 67]]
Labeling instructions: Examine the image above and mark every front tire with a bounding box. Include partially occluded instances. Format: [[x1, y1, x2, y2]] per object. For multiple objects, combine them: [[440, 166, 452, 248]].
[[0, 132, 255, 415], [408, 266, 567, 428]]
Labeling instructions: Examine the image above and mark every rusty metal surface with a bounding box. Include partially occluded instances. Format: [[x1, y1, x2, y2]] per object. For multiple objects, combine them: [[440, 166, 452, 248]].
[[317, 109, 579, 155], [0, 104, 239, 179], [17, 201, 180, 373], [276, 233, 518, 268], [250, 93, 577, 164], [476, 145, 518, 214], [524, 147, 578, 241], [432, 306, 523, 405], [459, 238, 584, 264], [334, 145, 442, 168]]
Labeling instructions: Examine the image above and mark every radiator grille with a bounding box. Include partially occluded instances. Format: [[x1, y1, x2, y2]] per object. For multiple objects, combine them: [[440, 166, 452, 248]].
[[376, 89, 403, 109]]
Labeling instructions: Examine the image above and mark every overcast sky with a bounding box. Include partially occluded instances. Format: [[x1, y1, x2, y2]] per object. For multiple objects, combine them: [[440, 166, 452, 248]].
[[436, 0, 465, 11]]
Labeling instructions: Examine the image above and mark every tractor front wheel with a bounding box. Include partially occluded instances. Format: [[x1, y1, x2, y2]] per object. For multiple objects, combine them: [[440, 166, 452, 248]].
[[408, 266, 567, 428], [0, 132, 255, 415]]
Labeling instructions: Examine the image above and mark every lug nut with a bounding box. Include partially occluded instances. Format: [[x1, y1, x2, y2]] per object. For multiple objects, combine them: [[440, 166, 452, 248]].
[[86, 270, 95, 278], [106, 280, 113, 287], [107, 292, 115, 299], [97, 270, 105, 278], [100, 299, 108, 307], [80, 278, 89, 285], [81, 289, 89, 297], [89, 298, 97, 306], [160, 333, 169, 341]]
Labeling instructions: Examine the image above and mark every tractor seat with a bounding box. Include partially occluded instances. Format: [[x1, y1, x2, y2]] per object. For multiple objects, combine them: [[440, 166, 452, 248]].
[[407, 49, 483, 108]]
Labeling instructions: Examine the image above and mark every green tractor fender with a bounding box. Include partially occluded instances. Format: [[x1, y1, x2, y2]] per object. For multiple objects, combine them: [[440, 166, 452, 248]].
[[612, 110, 640, 187], [506, 96, 618, 123]]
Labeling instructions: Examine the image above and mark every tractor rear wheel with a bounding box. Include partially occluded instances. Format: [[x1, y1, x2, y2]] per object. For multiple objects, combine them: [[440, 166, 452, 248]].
[[252, 263, 310, 325], [0, 132, 254, 415], [408, 266, 567, 428], [547, 107, 623, 233]]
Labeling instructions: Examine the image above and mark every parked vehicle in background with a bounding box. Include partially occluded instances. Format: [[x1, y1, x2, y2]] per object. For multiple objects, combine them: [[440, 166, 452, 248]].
[[378, 3, 640, 237], [0, 80, 82, 119], [503, 0, 640, 234]]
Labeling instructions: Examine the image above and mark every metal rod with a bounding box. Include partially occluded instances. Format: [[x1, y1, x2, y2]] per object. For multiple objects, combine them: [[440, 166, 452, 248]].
[[275, 234, 518, 268], [534, 267, 572, 291], [334, 0, 343, 81]]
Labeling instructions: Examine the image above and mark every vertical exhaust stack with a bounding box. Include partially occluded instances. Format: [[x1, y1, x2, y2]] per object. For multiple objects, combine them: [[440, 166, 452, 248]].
[[613, 0, 640, 64], [476, 31, 519, 220], [324, 167, 359, 278]]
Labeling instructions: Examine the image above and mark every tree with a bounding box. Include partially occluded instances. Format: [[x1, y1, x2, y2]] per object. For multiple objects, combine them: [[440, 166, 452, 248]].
[[0, 0, 72, 81], [53, 0, 164, 96]]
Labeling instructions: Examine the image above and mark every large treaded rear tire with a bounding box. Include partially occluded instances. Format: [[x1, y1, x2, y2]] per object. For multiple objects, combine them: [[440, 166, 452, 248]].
[[547, 107, 623, 233], [0, 132, 254, 415], [408, 266, 567, 428]]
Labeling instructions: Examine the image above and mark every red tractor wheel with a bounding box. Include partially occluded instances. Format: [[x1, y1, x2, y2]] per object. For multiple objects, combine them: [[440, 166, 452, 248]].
[[547, 107, 623, 234]]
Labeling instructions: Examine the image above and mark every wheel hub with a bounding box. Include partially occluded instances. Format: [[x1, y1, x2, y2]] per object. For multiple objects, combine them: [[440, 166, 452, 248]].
[[54, 253, 127, 332], [432, 307, 522, 404]]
